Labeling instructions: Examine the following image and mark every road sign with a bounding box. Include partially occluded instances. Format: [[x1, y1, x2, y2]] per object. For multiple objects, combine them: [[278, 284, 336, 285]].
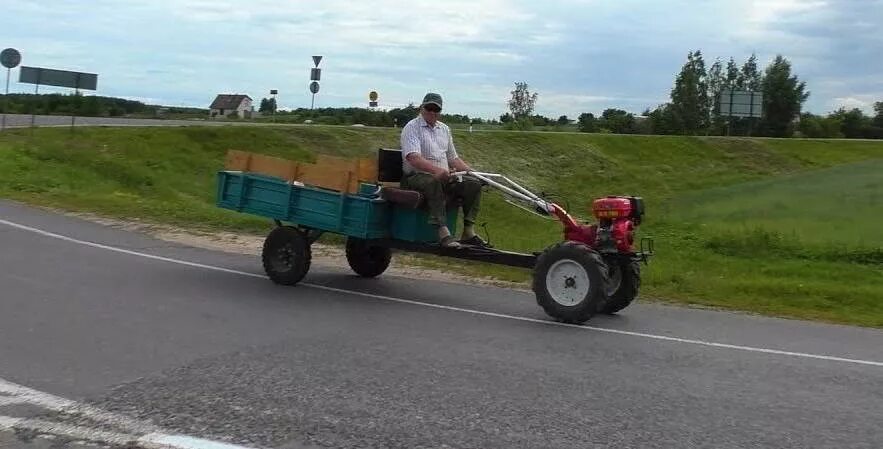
[[369, 101, 378, 107], [270, 89, 278, 95], [1, 48, 21, 131], [19, 66, 98, 90], [309, 81, 320, 94], [719, 89, 763, 118], [369, 91, 378, 102], [312, 55, 323, 66], [1, 48, 21, 69], [310, 68, 321, 81]]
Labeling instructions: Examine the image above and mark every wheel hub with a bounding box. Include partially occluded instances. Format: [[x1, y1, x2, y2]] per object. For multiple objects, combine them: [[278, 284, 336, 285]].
[[274, 244, 295, 270], [546, 259, 590, 306]]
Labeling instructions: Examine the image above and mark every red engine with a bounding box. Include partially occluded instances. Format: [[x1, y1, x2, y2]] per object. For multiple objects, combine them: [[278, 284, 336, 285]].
[[592, 197, 634, 221], [550, 196, 644, 253]]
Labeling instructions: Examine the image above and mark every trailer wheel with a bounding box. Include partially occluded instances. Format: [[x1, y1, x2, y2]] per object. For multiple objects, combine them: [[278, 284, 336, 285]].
[[533, 241, 609, 324], [262, 226, 311, 285], [345, 238, 392, 278], [600, 258, 641, 314]]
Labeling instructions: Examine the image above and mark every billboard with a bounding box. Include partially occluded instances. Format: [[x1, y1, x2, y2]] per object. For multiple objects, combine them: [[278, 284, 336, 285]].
[[19, 66, 98, 90], [719, 89, 762, 118]]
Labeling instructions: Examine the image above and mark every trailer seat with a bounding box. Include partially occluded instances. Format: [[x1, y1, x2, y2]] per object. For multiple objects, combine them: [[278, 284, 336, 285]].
[[376, 148, 463, 210], [380, 187, 423, 209]]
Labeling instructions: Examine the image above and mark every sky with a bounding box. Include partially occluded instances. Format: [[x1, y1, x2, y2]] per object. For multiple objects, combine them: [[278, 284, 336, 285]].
[[2, 0, 881, 120]]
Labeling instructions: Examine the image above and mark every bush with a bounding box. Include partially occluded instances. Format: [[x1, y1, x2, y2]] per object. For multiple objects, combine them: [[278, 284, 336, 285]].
[[503, 117, 534, 131]]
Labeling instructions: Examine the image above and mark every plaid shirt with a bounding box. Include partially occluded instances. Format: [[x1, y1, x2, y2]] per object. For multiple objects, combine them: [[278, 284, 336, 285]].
[[400, 116, 459, 175]]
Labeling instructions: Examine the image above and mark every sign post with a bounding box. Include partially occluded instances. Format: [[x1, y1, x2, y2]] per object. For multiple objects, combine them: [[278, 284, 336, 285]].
[[269, 89, 278, 122], [309, 56, 322, 110], [309, 82, 320, 109], [368, 90, 378, 108], [1, 48, 21, 131]]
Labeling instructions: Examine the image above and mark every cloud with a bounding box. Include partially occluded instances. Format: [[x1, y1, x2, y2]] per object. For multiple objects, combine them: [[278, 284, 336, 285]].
[[744, 0, 828, 25], [830, 96, 878, 113], [1, 0, 880, 117]]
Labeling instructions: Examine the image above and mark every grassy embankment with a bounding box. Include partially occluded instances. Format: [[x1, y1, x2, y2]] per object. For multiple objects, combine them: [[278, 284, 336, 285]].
[[0, 126, 880, 326]]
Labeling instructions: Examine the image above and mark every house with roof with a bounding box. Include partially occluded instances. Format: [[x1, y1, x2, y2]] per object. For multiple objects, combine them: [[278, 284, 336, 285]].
[[209, 94, 253, 119]]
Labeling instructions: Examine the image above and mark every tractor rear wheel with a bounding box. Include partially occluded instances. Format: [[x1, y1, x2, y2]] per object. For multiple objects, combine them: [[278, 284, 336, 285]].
[[600, 258, 641, 314], [262, 226, 311, 285], [346, 238, 392, 278], [533, 241, 609, 324]]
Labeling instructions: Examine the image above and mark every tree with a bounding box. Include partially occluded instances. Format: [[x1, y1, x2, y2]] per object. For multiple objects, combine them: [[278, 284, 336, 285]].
[[726, 57, 741, 89], [507, 81, 538, 120], [868, 101, 883, 139], [797, 113, 842, 138], [499, 112, 513, 123], [830, 108, 872, 138], [390, 103, 419, 127], [670, 50, 709, 134], [760, 55, 809, 137], [707, 58, 726, 134], [874, 101, 883, 128], [557, 115, 570, 125], [600, 108, 637, 134], [645, 103, 684, 135], [577, 113, 599, 132], [80, 95, 101, 116], [259, 97, 276, 114], [739, 53, 763, 91], [529, 114, 555, 127]]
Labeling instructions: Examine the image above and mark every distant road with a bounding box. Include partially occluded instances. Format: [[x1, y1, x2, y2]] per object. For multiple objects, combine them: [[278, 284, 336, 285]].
[[0, 113, 278, 129]]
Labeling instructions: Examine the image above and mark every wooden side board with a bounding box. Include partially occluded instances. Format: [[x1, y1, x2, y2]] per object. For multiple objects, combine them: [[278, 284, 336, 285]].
[[224, 150, 379, 193]]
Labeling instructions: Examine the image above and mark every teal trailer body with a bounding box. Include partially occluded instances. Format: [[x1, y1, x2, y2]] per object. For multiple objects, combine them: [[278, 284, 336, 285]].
[[216, 170, 457, 242]]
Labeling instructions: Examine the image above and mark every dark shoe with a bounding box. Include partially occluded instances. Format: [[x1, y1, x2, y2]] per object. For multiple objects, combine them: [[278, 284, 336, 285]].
[[439, 235, 462, 249], [459, 235, 493, 248]]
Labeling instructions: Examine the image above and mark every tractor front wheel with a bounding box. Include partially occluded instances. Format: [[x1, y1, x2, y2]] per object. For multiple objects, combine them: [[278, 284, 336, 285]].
[[262, 226, 312, 285], [600, 257, 641, 314], [533, 241, 609, 324], [345, 238, 392, 278]]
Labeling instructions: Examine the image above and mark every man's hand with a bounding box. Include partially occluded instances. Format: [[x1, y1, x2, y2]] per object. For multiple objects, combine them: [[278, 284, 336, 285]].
[[450, 157, 472, 173], [432, 167, 451, 181]]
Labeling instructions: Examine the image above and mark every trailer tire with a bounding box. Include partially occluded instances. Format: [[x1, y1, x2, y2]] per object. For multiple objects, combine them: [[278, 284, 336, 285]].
[[600, 258, 641, 314], [346, 238, 392, 278], [262, 226, 311, 285], [533, 241, 609, 324]]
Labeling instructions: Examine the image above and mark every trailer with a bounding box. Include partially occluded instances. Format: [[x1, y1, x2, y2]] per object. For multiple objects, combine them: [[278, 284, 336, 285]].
[[217, 148, 653, 324]]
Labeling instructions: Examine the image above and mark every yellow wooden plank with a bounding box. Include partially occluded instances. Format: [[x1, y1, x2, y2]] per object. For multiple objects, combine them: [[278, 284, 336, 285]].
[[225, 150, 299, 181], [249, 154, 299, 181], [298, 154, 359, 192], [224, 150, 252, 171], [225, 150, 379, 192], [357, 157, 378, 183], [300, 168, 352, 192]]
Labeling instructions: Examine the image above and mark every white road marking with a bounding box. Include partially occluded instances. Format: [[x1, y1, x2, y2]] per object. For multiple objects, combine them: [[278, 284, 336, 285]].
[[0, 378, 159, 435], [1, 217, 882, 368], [0, 396, 29, 407], [0, 378, 257, 449], [3, 417, 140, 446], [141, 434, 257, 449], [0, 415, 23, 430]]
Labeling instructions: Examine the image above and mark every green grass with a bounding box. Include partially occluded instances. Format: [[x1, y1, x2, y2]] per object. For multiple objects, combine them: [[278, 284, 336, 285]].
[[1, 126, 882, 327], [678, 160, 882, 249]]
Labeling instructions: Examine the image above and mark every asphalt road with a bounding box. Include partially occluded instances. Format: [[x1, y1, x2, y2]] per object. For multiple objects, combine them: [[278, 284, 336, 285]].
[[0, 200, 881, 448]]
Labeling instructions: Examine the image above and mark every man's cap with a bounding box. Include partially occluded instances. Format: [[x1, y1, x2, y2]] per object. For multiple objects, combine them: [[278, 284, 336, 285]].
[[421, 92, 443, 109]]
